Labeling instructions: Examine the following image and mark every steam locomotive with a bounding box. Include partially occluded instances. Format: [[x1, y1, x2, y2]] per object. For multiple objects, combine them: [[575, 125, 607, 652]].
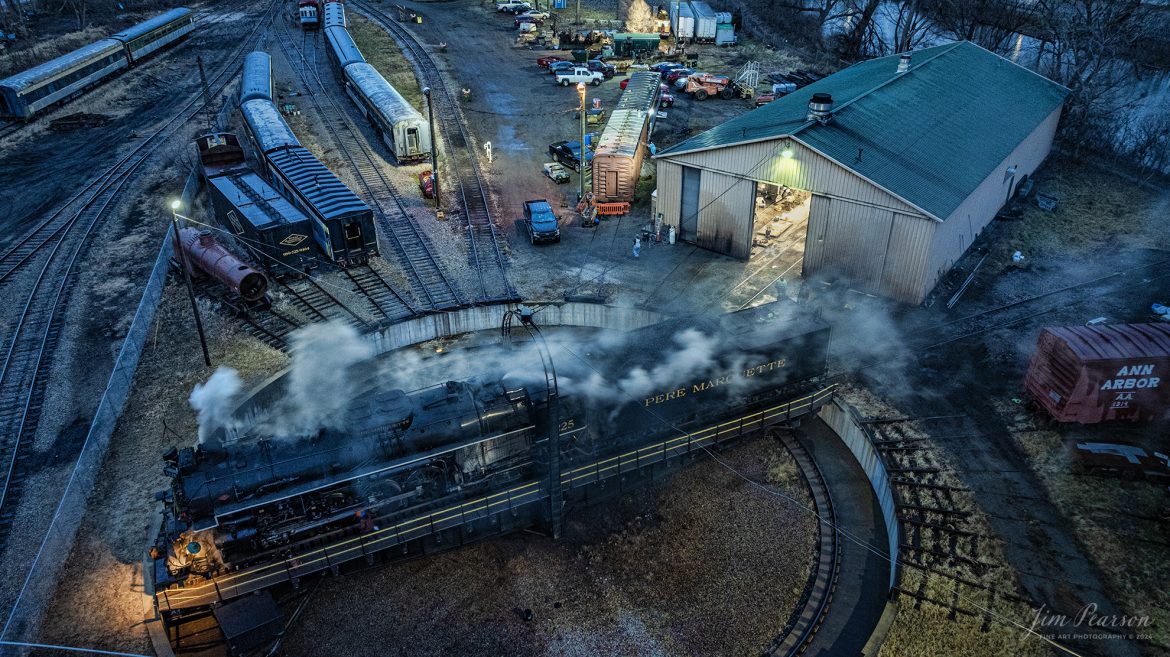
[[154, 301, 832, 586]]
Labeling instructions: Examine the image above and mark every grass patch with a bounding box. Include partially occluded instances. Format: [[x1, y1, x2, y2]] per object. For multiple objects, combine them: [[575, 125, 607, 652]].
[[346, 13, 425, 113], [998, 401, 1170, 649], [992, 155, 1168, 266]]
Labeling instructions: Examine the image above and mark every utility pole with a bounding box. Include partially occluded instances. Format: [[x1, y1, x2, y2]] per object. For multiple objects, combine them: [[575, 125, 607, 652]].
[[196, 55, 213, 131], [170, 201, 212, 367], [422, 87, 443, 219], [577, 82, 587, 205]]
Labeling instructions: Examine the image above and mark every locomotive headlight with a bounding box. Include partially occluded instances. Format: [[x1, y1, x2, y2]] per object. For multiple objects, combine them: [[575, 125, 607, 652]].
[[186, 540, 202, 556]]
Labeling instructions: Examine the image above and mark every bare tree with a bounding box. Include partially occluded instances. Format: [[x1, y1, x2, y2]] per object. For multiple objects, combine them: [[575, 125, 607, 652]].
[[1031, 0, 1152, 150], [60, 0, 86, 30], [1120, 112, 1170, 180], [925, 0, 1036, 54], [834, 0, 881, 59], [769, 0, 858, 50]]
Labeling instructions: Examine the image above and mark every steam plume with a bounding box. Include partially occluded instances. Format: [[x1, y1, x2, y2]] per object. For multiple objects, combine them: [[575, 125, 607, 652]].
[[189, 366, 243, 445]]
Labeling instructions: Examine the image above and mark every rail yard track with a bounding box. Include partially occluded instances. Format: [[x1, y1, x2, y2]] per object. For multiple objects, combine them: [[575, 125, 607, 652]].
[[353, 1, 518, 304], [766, 430, 841, 656], [274, 22, 465, 312], [0, 0, 280, 557]]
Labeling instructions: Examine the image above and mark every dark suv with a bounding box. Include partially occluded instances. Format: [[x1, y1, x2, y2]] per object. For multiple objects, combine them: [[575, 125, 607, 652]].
[[586, 59, 616, 78], [548, 140, 592, 172]]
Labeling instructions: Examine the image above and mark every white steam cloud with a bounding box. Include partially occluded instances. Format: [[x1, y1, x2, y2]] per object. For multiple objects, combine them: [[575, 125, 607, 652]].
[[272, 320, 375, 439], [189, 366, 243, 445]]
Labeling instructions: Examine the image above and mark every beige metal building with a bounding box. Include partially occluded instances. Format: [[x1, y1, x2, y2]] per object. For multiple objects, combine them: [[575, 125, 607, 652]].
[[653, 41, 1069, 304]]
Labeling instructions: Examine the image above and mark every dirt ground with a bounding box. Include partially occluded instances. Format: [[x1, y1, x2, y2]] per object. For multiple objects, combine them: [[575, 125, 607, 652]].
[[283, 436, 817, 657]]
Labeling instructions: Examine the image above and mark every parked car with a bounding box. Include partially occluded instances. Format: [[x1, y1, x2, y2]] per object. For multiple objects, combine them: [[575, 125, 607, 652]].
[[649, 62, 683, 74], [548, 140, 592, 172], [659, 90, 674, 108], [515, 14, 540, 27], [537, 55, 568, 68], [549, 60, 576, 75], [496, 1, 532, 13], [587, 59, 616, 78], [543, 161, 571, 183], [555, 66, 604, 86], [523, 199, 561, 244], [664, 67, 695, 84], [518, 9, 549, 20], [673, 72, 701, 89]]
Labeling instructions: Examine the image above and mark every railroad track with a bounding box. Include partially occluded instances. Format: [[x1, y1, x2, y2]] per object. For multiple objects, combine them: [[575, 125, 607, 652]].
[[766, 430, 841, 656], [0, 121, 20, 141], [345, 264, 417, 322], [0, 0, 281, 557], [275, 23, 465, 311], [277, 276, 369, 328], [353, 1, 518, 304]]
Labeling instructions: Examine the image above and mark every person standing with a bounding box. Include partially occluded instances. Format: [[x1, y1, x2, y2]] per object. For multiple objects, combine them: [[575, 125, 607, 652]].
[[633, 237, 641, 258]]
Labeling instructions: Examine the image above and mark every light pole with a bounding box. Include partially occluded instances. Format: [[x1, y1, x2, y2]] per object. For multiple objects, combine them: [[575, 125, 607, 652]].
[[577, 82, 587, 205], [422, 87, 442, 218], [170, 200, 211, 367]]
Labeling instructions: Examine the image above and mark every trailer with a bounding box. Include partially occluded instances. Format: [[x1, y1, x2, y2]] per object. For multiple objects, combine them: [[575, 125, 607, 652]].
[[1024, 323, 1170, 424], [689, 1, 717, 42], [670, 1, 694, 40], [610, 33, 661, 57]]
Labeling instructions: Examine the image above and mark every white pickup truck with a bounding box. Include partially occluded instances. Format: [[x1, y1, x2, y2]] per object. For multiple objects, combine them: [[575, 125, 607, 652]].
[[555, 67, 604, 87]]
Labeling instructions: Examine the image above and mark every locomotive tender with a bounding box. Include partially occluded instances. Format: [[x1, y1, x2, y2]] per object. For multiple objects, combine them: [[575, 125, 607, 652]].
[[0, 8, 195, 120], [154, 302, 833, 598]]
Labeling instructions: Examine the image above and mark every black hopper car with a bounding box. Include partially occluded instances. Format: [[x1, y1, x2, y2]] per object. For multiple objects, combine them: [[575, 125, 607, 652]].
[[196, 133, 318, 277], [152, 301, 833, 600]]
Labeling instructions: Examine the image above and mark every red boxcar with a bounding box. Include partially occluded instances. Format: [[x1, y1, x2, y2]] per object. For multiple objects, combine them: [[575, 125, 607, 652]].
[[1024, 323, 1170, 423]]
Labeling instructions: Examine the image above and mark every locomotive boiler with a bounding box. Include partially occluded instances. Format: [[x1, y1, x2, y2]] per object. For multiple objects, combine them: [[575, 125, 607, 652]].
[[161, 377, 541, 576]]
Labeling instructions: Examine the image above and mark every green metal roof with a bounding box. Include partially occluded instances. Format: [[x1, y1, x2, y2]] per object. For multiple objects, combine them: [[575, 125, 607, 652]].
[[657, 41, 1070, 220]]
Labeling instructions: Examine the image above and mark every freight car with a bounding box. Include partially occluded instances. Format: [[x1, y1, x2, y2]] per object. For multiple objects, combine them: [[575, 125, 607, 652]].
[[591, 71, 660, 203], [0, 7, 195, 120], [178, 227, 269, 302], [239, 51, 274, 104], [153, 301, 831, 594], [1025, 323, 1170, 424], [324, 26, 366, 73], [265, 146, 378, 266], [196, 133, 318, 277], [343, 62, 431, 163], [299, 0, 321, 30]]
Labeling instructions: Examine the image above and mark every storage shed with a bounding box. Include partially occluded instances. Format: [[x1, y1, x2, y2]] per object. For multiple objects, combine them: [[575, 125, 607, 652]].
[[653, 41, 1069, 304]]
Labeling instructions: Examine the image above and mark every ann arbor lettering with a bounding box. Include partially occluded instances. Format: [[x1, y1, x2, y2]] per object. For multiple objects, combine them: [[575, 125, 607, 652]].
[[644, 358, 787, 407], [1100, 363, 1161, 391]]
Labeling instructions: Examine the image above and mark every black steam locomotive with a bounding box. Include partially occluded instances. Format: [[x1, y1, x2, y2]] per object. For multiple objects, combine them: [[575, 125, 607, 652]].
[[154, 301, 832, 587]]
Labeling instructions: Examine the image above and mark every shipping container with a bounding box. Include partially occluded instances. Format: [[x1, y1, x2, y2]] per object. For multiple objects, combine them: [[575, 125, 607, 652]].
[[1024, 323, 1170, 424], [611, 33, 661, 57], [592, 72, 660, 203], [689, 1, 717, 42]]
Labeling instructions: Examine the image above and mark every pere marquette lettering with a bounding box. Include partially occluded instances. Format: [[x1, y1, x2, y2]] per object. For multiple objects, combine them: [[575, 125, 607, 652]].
[[644, 358, 787, 408]]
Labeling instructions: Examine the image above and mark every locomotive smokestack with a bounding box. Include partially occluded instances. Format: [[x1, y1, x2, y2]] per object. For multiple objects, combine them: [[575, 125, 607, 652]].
[[807, 93, 833, 124]]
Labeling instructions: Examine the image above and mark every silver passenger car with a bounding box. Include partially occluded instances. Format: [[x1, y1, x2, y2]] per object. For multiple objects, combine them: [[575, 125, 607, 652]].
[[239, 51, 273, 104], [343, 62, 431, 163], [240, 99, 301, 158]]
